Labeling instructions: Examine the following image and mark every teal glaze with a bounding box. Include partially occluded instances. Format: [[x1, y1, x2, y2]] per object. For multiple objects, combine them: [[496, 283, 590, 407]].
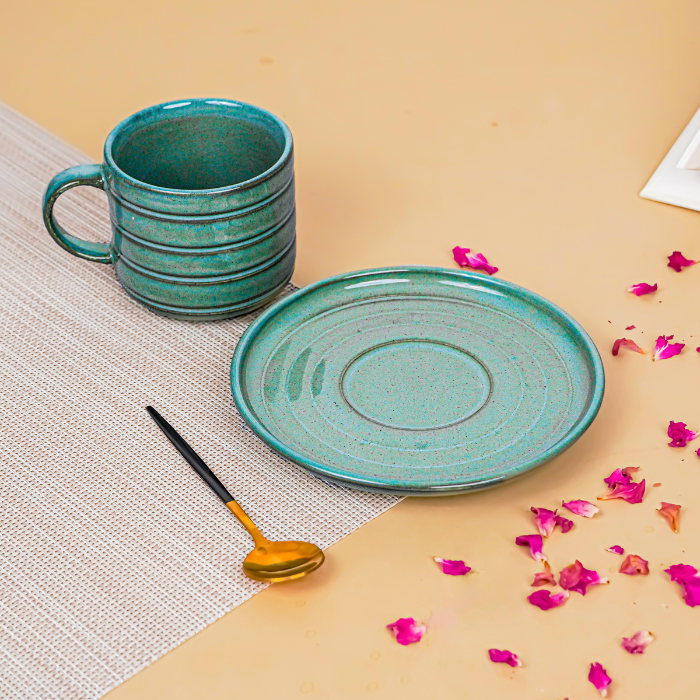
[[231, 267, 605, 495], [42, 98, 295, 320]]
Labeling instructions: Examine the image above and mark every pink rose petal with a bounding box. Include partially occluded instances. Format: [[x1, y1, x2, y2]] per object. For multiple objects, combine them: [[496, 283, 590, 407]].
[[612, 337, 645, 356], [433, 557, 471, 576], [664, 563, 698, 582], [562, 499, 599, 517], [620, 554, 649, 575], [386, 617, 426, 645], [515, 534, 547, 563], [598, 479, 646, 504], [532, 564, 556, 587], [527, 589, 569, 610], [529, 507, 572, 537], [603, 466, 641, 488], [627, 282, 658, 296], [530, 507, 557, 538], [664, 565, 700, 607], [625, 325, 636, 330], [622, 630, 654, 654], [668, 421, 699, 447], [653, 334, 685, 361], [452, 247, 499, 275], [452, 246, 470, 267], [667, 251, 696, 272], [466, 252, 499, 275], [657, 502, 681, 533], [559, 560, 609, 595], [555, 513, 574, 533], [603, 468, 632, 487], [607, 545, 625, 555], [588, 662, 612, 697], [682, 578, 700, 607], [488, 648, 521, 667]]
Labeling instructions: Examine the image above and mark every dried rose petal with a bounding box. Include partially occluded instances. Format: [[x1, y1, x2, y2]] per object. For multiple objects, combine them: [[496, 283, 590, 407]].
[[562, 499, 599, 517], [515, 534, 547, 563], [665, 565, 700, 607], [604, 468, 631, 487], [607, 545, 625, 555], [657, 502, 681, 533], [386, 617, 426, 645], [620, 554, 649, 575], [667, 251, 696, 272], [627, 283, 658, 296], [433, 557, 471, 576], [555, 513, 574, 533], [653, 335, 685, 361], [598, 479, 646, 504], [488, 648, 521, 667], [452, 247, 499, 275], [532, 564, 556, 587], [621, 630, 654, 654], [530, 507, 557, 538], [625, 325, 636, 330], [452, 246, 471, 267], [589, 662, 612, 697], [466, 252, 499, 275], [527, 589, 569, 610], [668, 421, 699, 447], [529, 507, 572, 537], [603, 467, 639, 487], [682, 578, 700, 607], [532, 571, 556, 587], [601, 466, 642, 494], [559, 560, 609, 595], [664, 564, 698, 582], [612, 337, 645, 356]]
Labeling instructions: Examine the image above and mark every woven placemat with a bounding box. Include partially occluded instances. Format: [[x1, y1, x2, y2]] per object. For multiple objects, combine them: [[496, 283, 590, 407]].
[[0, 103, 400, 700]]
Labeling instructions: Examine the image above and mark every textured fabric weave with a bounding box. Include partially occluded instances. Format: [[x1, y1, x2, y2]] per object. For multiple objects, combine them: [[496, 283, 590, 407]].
[[0, 103, 400, 700]]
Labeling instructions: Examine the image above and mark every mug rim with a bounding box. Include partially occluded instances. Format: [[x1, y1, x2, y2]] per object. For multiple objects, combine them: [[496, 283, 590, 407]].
[[103, 98, 293, 195]]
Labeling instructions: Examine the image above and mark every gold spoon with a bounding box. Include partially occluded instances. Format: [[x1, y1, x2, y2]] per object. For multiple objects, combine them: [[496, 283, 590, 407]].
[[146, 406, 325, 583]]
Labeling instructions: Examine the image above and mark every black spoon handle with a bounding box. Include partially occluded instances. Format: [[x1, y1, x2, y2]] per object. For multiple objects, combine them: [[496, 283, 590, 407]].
[[146, 406, 233, 503]]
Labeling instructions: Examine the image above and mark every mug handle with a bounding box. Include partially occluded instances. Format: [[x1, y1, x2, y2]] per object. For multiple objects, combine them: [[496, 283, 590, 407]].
[[42, 164, 113, 264]]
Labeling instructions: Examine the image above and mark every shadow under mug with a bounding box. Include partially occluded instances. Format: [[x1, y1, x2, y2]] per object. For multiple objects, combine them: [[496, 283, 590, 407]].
[[42, 98, 296, 321]]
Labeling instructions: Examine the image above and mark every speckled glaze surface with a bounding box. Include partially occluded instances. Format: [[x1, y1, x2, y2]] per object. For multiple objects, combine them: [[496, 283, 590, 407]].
[[42, 99, 295, 320], [232, 267, 604, 495]]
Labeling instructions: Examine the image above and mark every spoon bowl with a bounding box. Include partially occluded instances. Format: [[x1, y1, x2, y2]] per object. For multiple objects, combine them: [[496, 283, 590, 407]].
[[243, 540, 325, 582], [147, 406, 325, 583]]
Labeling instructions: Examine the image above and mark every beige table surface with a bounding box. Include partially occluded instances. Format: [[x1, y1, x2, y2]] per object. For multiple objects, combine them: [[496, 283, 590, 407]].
[[3, 2, 700, 698]]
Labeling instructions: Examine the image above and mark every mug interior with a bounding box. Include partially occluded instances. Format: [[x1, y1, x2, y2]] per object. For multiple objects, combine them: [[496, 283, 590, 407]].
[[109, 102, 288, 191]]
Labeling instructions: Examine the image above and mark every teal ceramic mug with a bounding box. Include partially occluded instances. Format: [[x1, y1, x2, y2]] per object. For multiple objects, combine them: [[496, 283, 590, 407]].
[[42, 98, 295, 320]]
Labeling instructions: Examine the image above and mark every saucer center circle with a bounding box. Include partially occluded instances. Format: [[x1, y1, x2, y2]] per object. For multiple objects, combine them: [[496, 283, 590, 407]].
[[341, 340, 491, 430]]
